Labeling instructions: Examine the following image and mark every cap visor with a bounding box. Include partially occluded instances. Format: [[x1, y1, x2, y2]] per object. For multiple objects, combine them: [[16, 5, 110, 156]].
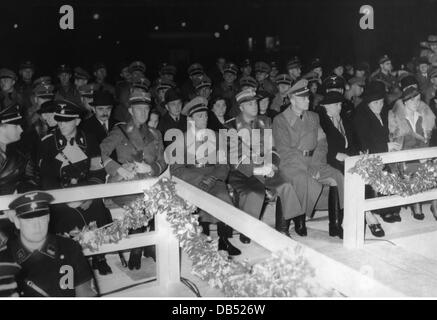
[[18, 209, 49, 219], [54, 115, 80, 122]]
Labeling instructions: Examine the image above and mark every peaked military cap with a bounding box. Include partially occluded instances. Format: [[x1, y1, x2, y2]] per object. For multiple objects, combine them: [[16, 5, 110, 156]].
[[187, 63, 204, 77], [323, 75, 346, 90], [223, 62, 238, 75], [33, 76, 52, 88], [156, 77, 176, 91], [288, 79, 310, 97], [236, 88, 257, 104], [78, 83, 95, 98], [254, 61, 271, 74], [93, 62, 107, 72], [19, 60, 34, 71], [275, 74, 292, 86], [0, 104, 22, 125], [129, 92, 152, 106], [241, 58, 251, 67], [33, 83, 55, 99], [193, 75, 212, 90], [427, 34, 437, 45], [37, 100, 57, 114], [9, 191, 54, 219], [319, 91, 344, 105], [182, 96, 208, 117], [239, 76, 258, 89], [310, 58, 322, 70], [132, 77, 151, 91], [286, 57, 301, 70], [74, 67, 91, 80], [378, 54, 391, 65], [256, 89, 274, 100], [0, 69, 17, 80], [53, 99, 84, 122], [57, 64, 72, 75], [129, 61, 146, 73], [159, 63, 177, 76]]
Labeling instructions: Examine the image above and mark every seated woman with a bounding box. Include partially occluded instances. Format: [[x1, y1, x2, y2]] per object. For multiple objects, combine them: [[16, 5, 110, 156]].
[[207, 94, 229, 132], [256, 90, 278, 121], [354, 81, 402, 233], [388, 86, 437, 219]]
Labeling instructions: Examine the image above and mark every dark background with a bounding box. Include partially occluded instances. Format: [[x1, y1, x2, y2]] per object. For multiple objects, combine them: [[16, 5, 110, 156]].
[[0, 0, 435, 81]]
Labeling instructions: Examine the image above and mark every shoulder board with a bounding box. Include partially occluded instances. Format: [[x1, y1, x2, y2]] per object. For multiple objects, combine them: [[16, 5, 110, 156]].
[[41, 133, 53, 142], [114, 122, 126, 128]]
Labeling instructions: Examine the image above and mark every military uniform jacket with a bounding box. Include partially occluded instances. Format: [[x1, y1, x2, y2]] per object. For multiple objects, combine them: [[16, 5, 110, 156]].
[[225, 114, 279, 178], [272, 109, 328, 173], [100, 120, 167, 177], [0, 145, 38, 195], [39, 128, 103, 190], [0, 240, 20, 297], [270, 92, 290, 113], [5, 235, 92, 297], [170, 130, 230, 182]]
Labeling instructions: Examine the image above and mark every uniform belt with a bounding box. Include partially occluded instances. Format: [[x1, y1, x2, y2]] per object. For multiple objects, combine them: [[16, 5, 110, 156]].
[[301, 150, 314, 157]]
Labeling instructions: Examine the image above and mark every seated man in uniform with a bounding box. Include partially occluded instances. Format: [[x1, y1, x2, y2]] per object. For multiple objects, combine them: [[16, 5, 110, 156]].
[[225, 89, 303, 243], [0, 105, 39, 245], [169, 96, 241, 256], [2, 191, 95, 297], [273, 79, 344, 239], [38, 99, 113, 275], [100, 92, 167, 270]]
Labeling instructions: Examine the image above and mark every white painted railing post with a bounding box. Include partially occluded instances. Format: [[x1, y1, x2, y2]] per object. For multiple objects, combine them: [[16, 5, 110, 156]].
[[344, 156, 366, 249], [154, 212, 180, 294]]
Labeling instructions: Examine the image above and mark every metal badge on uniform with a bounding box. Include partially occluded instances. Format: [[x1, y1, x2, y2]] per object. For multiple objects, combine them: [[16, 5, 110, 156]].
[[17, 248, 26, 263], [46, 244, 56, 258]]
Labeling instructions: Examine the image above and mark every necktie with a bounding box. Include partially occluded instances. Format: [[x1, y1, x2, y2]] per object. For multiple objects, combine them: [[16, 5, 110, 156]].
[[299, 114, 303, 120], [103, 121, 108, 133], [69, 138, 75, 146]]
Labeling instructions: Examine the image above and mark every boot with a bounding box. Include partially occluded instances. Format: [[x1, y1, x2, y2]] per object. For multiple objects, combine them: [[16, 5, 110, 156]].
[[275, 197, 292, 237], [328, 186, 343, 239], [217, 222, 241, 256], [411, 203, 424, 220], [239, 234, 251, 244], [292, 214, 307, 237], [128, 248, 143, 270], [143, 245, 156, 261], [92, 255, 112, 275], [431, 200, 437, 220]]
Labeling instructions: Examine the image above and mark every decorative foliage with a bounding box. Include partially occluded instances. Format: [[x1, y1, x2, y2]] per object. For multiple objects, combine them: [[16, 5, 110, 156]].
[[70, 178, 328, 297], [349, 153, 437, 197]]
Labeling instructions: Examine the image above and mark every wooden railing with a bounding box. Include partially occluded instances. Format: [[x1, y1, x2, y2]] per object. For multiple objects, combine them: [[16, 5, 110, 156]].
[[344, 146, 437, 249], [0, 173, 404, 297]]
